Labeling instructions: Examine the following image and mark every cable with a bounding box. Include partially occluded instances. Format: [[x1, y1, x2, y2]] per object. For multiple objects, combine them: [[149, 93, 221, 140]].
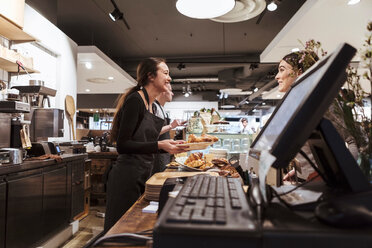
[[135, 228, 153, 235], [298, 149, 323, 176], [92, 233, 152, 247], [277, 174, 320, 197]]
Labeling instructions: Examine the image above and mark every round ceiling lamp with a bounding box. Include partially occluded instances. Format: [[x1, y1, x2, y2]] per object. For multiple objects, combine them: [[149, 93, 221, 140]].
[[211, 0, 266, 23], [176, 0, 236, 19]]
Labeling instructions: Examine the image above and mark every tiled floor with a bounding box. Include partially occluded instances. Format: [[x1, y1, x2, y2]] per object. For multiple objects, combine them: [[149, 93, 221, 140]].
[[60, 206, 106, 248]]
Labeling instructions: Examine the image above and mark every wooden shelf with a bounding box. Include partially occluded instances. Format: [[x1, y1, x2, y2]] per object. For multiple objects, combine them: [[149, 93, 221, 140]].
[[0, 14, 37, 42], [0, 55, 39, 73]]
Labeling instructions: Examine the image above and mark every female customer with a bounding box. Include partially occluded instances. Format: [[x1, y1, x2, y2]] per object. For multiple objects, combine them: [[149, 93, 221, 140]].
[[275, 51, 358, 181], [104, 57, 186, 231]]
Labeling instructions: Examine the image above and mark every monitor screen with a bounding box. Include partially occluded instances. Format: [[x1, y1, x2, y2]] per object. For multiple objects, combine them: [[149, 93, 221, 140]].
[[251, 43, 356, 169]]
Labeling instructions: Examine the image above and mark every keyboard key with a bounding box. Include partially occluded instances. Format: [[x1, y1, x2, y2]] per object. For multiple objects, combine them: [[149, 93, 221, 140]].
[[216, 198, 225, 207], [215, 208, 226, 224], [206, 197, 215, 207], [229, 190, 239, 199], [186, 198, 196, 204], [231, 199, 242, 209], [176, 197, 187, 206]]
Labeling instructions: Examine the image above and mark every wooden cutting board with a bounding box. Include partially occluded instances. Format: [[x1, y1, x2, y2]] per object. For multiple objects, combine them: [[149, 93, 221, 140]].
[[65, 95, 76, 140]]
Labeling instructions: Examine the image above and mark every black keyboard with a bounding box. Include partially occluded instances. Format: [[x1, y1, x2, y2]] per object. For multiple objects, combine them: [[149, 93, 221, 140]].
[[154, 175, 259, 248]]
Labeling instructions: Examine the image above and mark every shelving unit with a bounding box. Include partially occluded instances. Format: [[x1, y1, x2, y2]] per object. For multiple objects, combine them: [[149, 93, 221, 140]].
[[0, 55, 38, 73], [0, 14, 37, 42], [76, 111, 90, 129], [0, 14, 39, 75]]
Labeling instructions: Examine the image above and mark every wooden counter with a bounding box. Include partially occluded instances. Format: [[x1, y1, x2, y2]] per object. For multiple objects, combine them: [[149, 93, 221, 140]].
[[99, 195, 156, 248], [107, 195, 157, 235], [100, 169, 182, 248]]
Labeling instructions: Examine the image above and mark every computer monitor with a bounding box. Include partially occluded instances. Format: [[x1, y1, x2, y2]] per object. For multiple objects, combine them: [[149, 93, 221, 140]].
[[250, 43, 370, 192]]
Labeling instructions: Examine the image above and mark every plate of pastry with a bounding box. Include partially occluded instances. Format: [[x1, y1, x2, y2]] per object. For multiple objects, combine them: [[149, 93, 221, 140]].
[[176, 134, 219, 151], [176, 142, 213, 151]]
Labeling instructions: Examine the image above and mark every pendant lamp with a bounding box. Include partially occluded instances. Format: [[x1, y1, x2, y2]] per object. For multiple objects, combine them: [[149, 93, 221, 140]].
[[176, 0, 236, 19]]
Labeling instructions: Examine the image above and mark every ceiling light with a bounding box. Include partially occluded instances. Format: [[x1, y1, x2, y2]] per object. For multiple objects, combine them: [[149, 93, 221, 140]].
[[220, 105, 235, 109], [186, 85, 192, 94], [253, 87, 258, 92], [95, 110, 99, 113], [85, 62, 92, 69], [90, 109, 93, 112], [224, 93, 229, 99], [109, 8, 123, 21], [211, 0, 266, 23], [176, 0, 235, 19], [85, 89, 90, 92], [291, 47, 300, 52], [276, 94, 282, 98], [108, 0, 131, 29], [184, 92, 190, 97], [347, 0, 360, 5], [219, 93, 224, 99], [177, 63, 186, 70], [267, 1, 277, 11], [108, 76, 114, 80], [220, 88, 242, 93], [262, 102, 266, 105]]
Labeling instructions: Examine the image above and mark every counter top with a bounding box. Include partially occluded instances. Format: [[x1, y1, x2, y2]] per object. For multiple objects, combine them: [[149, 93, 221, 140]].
[[101, 194, 156, 248], [0, 153, 87, 176], [88, 151, 118, 159]]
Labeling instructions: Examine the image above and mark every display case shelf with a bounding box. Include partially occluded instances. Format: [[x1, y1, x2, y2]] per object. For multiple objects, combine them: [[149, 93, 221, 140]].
[[0, 14, 37, 42], [0, 56, 39, 73]]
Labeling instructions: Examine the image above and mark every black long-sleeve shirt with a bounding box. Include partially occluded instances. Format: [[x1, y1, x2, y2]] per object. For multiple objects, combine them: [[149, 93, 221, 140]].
[[116, 92, 158, 154]]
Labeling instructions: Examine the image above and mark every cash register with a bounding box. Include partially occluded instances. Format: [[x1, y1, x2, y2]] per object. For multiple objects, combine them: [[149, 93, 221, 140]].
[[153, 43, 372, 248]]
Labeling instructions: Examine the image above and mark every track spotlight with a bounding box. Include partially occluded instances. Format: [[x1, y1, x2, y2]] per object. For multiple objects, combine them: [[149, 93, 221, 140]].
[[109, 8, 123, 21], [267, 1, 277, 11], [109, 0, 131, 30], [177, 63, 186, 70]]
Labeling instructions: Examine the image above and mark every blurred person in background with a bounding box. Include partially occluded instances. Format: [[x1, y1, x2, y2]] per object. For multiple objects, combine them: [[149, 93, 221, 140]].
[[153, 84, 185, 174]]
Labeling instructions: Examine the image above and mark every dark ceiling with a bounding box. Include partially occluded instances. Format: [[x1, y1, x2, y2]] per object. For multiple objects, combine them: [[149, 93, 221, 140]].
[[25, 0, 306, 110]]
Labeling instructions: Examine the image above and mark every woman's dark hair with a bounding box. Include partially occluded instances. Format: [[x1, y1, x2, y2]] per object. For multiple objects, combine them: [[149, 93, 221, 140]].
[[110, 57, 166, 143], [282, 50, 319, 73]]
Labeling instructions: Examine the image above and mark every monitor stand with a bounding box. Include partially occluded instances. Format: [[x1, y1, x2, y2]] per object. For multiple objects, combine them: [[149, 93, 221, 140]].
[[308, 118, 370, 193], [308, 118, 372, 227]]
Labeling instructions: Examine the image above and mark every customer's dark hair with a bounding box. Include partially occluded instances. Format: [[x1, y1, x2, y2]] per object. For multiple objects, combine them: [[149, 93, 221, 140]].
[[282, 50, 319, 73], [110, 57, 166, 143]]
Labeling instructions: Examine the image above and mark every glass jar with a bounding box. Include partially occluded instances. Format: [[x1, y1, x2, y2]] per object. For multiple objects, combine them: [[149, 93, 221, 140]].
[[187, 117, 203, 134]]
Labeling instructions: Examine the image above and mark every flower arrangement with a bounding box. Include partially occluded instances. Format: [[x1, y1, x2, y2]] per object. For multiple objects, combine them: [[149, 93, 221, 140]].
[[300, 22, 372, 181]]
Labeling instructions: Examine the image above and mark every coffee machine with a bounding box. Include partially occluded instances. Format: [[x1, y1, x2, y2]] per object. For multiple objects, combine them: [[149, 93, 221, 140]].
[[12, 84, 64, 142]]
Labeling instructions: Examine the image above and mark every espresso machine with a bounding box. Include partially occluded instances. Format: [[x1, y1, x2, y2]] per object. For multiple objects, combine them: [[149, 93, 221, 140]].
[[12, 84, 64, 142]]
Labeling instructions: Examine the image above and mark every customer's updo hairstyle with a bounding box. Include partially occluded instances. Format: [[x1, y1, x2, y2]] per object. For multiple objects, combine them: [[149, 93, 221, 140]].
[[282, 50, 319, 74], [110, 57, 166, 143]]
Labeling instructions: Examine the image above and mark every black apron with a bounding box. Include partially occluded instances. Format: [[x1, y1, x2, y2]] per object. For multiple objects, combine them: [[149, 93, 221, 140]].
[[152, 103, 171, 174], [104, 89, 164, 231]]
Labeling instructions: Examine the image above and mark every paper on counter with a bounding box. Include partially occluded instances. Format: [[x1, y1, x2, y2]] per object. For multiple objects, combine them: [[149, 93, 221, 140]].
[[142, 201, 159, 213], [271, 185, 323, 205]]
